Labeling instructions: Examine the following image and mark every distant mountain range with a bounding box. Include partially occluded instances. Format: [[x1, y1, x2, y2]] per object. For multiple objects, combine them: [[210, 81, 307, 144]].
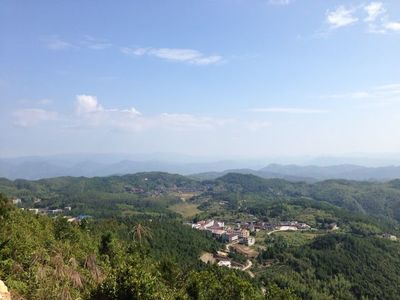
[[1, 154, 400, 181], [191, 164, 400, 182], [0, 155, 259, 180]]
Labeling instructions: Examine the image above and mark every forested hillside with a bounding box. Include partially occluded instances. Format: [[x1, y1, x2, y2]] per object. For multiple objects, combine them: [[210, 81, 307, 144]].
[[0, 172, 202, 217], [0, 194, 273, 299], [206, 173, 400, 224], [259, 234, 400, 299], [2, 172, 400, 299], [3, 172, 400, 223]]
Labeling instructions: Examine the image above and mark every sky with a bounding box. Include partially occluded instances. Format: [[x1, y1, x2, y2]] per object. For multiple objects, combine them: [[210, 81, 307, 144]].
[[1, 0, 400, 159]]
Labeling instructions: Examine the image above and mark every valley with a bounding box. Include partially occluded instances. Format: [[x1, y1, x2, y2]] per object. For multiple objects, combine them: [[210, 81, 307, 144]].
[[1, 172, 400, 299]]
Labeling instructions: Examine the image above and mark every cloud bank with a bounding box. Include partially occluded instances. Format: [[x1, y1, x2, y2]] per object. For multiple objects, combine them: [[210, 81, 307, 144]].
[[13, 109, 58, 127]]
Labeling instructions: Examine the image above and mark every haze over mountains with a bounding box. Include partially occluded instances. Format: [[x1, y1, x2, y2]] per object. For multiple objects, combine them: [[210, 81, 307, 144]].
[[2, 153, 400, 181]]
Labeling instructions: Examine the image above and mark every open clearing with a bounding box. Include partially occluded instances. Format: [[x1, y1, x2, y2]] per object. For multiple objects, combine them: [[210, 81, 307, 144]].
[[231, 244, 258, 258], [200, 252, 216, 264], [169, 202, 201, 218], [270, 231, 320, 247]]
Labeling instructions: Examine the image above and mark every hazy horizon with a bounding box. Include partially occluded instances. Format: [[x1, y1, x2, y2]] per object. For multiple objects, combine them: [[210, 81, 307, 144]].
[[3, 151, 400, 167]]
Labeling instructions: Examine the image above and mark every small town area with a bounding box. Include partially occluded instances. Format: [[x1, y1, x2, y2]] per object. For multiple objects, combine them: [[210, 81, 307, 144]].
[[191, 218, 312, 272]]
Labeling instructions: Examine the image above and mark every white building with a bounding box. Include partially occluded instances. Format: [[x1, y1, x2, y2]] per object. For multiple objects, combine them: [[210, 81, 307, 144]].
[[12, 198, 22, 205], [217, 260, 231, 268], [278, 226, 298, 231], [28, 208, 39, 214]]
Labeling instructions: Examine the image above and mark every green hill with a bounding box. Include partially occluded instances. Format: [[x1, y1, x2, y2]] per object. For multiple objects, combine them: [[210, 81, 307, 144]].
[[0, 194, 266, 299]]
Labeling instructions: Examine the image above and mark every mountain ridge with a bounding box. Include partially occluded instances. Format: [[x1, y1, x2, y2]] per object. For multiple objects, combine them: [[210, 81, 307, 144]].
[[2, 155, 400, 182]]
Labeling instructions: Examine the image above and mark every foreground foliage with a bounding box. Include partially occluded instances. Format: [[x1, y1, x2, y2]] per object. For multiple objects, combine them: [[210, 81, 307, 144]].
[[0, 194, 268, 299]]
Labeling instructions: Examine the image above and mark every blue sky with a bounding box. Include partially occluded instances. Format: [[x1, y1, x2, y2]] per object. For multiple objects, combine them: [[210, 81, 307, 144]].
[[1, 0, 400, 158]]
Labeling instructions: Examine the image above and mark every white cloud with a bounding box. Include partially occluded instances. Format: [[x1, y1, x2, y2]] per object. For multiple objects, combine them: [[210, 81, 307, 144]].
[[80, 35, 112, 50], [322, 2, 400, 35], [18, 98, 53, 106], [75, 95, 142, 131], [74, 95, 231, 131], [14, 95, 271, 134], [159, 113, 233, 130], [121, 47, 223, 65], [326, 91, 372, 99], [76, 95, 104, 114], [326, 6, 358, 29], [374, 83, 400, 91], [362, 2, 400, 34], [248, 107, 328, 114], [323, 83, 400, 107], [364, 2, 385, 22], [42, 35, 77, 50], [384, 21, 400, 31], [43, 36, 225, 64], [268, 0, 291, 5], [43, 35, 113, 50], [13, 109, 58, 127], [246, 121, 270, 131]]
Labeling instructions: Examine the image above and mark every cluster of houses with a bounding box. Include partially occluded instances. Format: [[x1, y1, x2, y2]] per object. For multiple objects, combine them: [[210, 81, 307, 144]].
[[13, 197, 73, 216], [24, 206, 71, 215], [192, 219, 314, 247], [229, 220, 311, 232], [193, 219, 315, 269], [192, 219, 256, 246], [17, 200, 90, 224]]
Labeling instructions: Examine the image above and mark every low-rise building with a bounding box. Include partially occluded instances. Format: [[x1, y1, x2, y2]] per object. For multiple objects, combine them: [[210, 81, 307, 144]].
[[327, 223, 339, 231], [241, 236, 255, 246], [217, 260, 231, 268], [382, 233, 398, 241], [229, 228, 250, 238], [216, 251, 229, 258], [12, 198, 22, 205], [224, 233, 239, 244], [211, 229, 226, 237], [278, 225, 298, 231]]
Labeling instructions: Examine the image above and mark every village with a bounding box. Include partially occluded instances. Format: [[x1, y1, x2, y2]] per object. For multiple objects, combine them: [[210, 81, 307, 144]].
[[11, 197, 93, 224], [191, 218, 312, 270], [12, 198, 74, 216]]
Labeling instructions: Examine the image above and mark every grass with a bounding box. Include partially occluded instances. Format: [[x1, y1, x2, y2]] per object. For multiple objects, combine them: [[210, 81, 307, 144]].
[[270, 231, 321, 247], [169, 192, 199, 201], [168, 202, 201, 218]]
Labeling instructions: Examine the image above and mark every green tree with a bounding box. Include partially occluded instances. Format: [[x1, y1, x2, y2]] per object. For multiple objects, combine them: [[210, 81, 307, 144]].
[[0, 194, 13, 220]]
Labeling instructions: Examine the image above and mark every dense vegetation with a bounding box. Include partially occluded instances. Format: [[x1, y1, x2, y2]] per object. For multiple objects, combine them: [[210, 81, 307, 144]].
[[0, 173, 202, 217], [0, 194, 271, 299], [258, 233, 400, 299], [203, 173, 400, 225], [2, 172, 400, 299], [3, 172, 400, 224]]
